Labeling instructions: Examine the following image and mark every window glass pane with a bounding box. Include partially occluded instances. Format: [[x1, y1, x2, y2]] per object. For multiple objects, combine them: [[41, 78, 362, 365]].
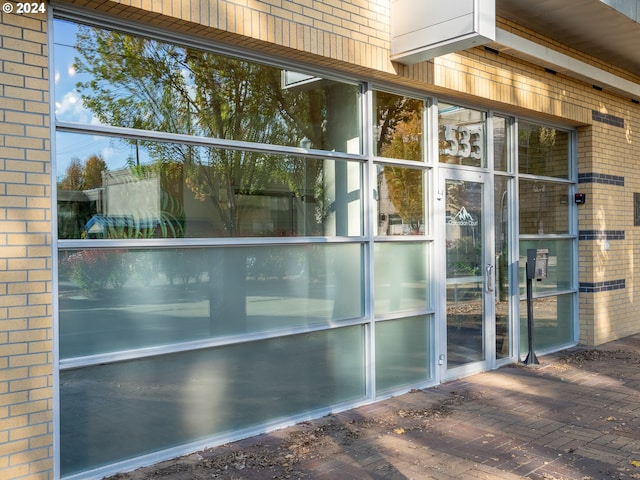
[[519, 293, 574, 353], [59, 244, 363, 358], [374, 242, 429, 315], [373, 91, 423, 161], [518, 122, 570, 178], [375, 165, 425, 236], [60, 326, 366, 476], [493, 116, 510, 172], [518, 239, 574, 295], [519, 180, 570, 235], [56, 132, 363, 239], [375, 315, 431, 393], [53, 19, 361, 153], [438, 103, 486, 167]]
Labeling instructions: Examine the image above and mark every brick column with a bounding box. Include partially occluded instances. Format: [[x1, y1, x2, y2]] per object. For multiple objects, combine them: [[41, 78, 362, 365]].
[[578, 114, 638, 346], [0, 4, 53, 479]]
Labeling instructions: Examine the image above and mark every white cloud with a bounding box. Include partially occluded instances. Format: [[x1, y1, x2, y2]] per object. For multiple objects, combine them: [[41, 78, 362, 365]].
[[55, 90, 103, 126]]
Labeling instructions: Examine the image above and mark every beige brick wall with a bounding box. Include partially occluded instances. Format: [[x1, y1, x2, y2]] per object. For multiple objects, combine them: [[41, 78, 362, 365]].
[[576, 110, 640, 345], [0, 3, 53, 480], [63, 0, 396, 74]]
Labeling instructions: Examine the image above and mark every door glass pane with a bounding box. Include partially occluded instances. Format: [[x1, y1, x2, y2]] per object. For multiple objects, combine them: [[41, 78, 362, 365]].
[[446, 178, 485, 367], [439, 103, 487, 168], [495, 176, 511, 359]]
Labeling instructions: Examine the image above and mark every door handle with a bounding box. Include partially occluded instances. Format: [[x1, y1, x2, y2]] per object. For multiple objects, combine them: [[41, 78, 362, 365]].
[[486, 264, 494, 293]]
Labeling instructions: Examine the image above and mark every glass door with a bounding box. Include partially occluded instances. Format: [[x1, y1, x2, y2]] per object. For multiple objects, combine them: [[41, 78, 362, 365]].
[[440, 168, 494, 378]]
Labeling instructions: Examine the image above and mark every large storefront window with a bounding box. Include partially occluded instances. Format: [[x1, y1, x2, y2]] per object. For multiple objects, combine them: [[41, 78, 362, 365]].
[[372, 90, 432, 393], [375, 165, 425, 236], [518, 240, 575, 349], [55, 17, 367, 477], [375, 315, 431, 392], [519, 239, 574, 294], [518, 122, 570, 178], [61, 326, 366, 475], [519, 294, 574, 351], [55, 20, 361, 153], [518, 180, 571, 235], [373, 91, 423, 161], [518, 122, 576, 354], [374, 242, 429, 315], [59, 244, 363, 358], [57, 133, 363, 239]]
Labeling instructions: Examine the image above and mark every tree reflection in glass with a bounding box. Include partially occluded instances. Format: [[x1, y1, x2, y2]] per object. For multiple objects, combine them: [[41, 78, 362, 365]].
[[57, 21, 362, 238]]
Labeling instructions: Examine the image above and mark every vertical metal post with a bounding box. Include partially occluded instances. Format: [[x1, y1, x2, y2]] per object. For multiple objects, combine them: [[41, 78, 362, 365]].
[[523, 272, 539, 365]]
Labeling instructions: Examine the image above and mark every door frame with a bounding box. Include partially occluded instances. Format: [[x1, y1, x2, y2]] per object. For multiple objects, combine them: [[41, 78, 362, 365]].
[[436, 166, 496, 382]]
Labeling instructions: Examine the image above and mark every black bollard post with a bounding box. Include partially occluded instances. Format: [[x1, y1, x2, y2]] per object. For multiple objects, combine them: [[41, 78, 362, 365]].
[[523, 273, 539, 365]]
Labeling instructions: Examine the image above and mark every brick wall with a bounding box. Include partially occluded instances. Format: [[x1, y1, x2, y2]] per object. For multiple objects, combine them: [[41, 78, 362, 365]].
[[61, 0, 396, 75], [577, 111, 639, 345], [0, 4, 53, 480]]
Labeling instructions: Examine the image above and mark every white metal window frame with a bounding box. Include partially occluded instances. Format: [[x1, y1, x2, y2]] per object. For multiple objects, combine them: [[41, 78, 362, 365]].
[[50, 8, 379, 478], [513, 116, 580, 355]]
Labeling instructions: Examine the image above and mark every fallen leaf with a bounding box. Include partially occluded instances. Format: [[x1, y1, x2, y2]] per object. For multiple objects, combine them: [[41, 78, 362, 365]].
[[394, 428, 405, 434], [630, 460, 640, 468]]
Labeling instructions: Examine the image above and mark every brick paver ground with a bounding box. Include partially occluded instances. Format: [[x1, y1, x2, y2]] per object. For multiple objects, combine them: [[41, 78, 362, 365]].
[[107, 334, 640, 480]]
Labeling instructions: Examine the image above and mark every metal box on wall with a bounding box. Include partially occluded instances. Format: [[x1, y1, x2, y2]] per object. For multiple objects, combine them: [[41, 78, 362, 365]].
[[391, 0, 496, 64], [526, 248, 549, 281]]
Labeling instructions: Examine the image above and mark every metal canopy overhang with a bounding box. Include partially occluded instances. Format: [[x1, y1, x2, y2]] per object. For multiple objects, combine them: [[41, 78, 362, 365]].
[[391, 0, 640, 100], [487, 28, 640, 100], [497, 0, 640, 77]]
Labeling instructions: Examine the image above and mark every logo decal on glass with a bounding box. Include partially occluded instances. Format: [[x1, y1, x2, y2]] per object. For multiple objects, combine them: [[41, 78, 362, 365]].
[[448, 207, 478, 226]]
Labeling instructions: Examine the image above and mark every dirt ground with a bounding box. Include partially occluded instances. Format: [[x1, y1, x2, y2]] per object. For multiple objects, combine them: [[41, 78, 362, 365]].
[[103, 340, 640, 480]]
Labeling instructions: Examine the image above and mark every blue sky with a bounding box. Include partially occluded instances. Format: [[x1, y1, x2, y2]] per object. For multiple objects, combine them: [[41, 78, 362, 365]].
[[53, 19, 142, 182]]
